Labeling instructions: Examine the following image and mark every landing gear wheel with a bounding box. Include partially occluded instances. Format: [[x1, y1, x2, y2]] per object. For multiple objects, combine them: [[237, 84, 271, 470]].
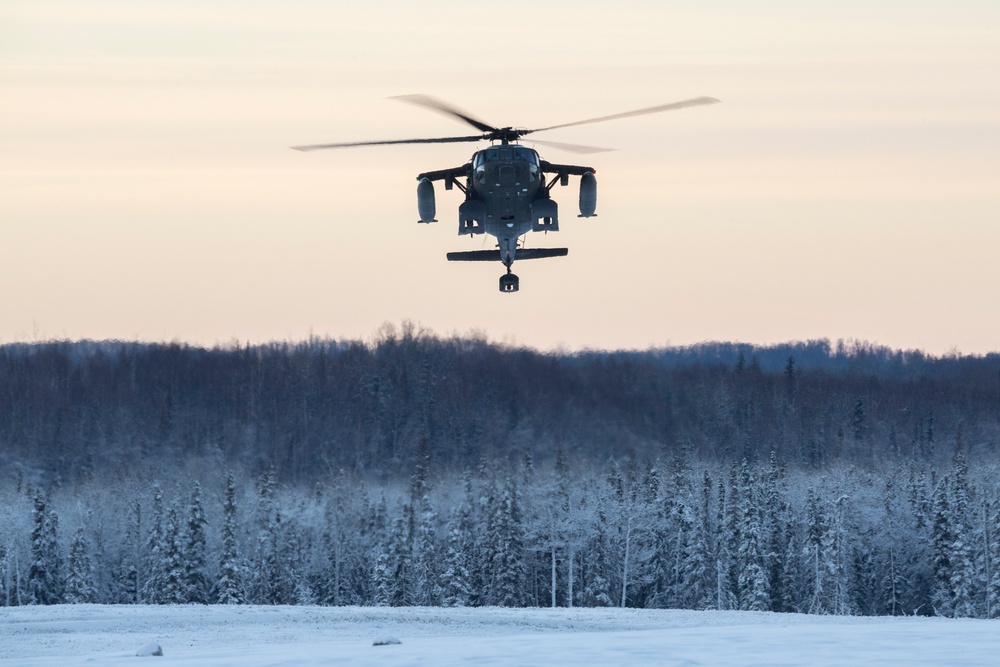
[[499, 272, 520, 293]]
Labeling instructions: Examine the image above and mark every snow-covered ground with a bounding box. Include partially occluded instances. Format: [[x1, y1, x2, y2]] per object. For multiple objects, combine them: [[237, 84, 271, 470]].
[[1, 605, 998, 666]]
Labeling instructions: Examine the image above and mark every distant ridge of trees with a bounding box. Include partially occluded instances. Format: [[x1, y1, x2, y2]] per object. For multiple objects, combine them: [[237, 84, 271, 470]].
[[2, 324, 1000, 486], [585, 338, 1000, 380]]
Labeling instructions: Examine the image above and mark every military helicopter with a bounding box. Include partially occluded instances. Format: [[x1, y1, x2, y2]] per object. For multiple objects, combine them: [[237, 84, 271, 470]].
[[293, 95, 719, 292]]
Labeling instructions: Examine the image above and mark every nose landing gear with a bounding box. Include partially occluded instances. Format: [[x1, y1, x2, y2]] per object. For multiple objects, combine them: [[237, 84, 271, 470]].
[[499, 269, 519, 293]]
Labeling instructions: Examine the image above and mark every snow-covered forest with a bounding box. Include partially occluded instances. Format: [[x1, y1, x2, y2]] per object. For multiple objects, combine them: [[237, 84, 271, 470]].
[[2, 326, 1000, 617]]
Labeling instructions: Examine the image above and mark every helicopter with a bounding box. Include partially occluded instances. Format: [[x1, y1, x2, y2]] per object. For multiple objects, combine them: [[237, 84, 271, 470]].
[[292, 94, 719, 292]]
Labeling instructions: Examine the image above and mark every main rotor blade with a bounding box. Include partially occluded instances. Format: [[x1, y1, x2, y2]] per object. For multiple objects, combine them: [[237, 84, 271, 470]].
[[528, 138, 614, 154], [291, 135, 485, 151], [528, 96, 720, 134], [391, 94, 499, 134]]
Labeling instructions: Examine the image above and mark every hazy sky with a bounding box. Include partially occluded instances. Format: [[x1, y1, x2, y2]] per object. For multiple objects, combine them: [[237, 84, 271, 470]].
[[3, 1, 998, 353]]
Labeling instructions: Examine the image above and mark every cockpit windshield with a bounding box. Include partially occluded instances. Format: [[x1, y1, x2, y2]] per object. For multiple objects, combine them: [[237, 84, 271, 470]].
[[477, 146, 540, 165]]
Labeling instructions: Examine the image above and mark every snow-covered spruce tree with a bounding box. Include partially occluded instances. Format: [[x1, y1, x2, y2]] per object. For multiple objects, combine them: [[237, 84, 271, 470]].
[[278, 509, 315, 606], [565, 476, 596, 609], [114, 500, 142, 604], [875, 478, 908, 616], [901, 467, 935, 616], [28, 490, 63, 605], [666, 449, 697, 608], [184, 482, 210, 604], [263, 509, 303, 605], [947, 450, 977, 617], [406, 446, 441, 606], [579, 495, 614, 607], [439, 474, 476, 607], [160, 502, 186, 604], [713, 479, 737, 610], [64, 527, 95, 604], [823, 495, 853, 615], [370, 535, 394, 607], [660, 470, 696, 607], [249, 467, 278, 604], [851, 528, 881, 616], [688, 471, 720, 609], [477, 475, 501, 605], [804, 487, 828, 614], [386, 514, 410, 606], [660, 496, 691, 608], [320, 470, 358, 606], [439, 508, 474, 606], [482, 475, 527, 607], [346, 479, 380, 605], [638, 463, 668, 608], [930, 476, 955, 616], [736, 463, 770, 612], [365, 495, 391, 606], [141, 485, 165, 604], [762, 453, 791, 612], [680, 500, 714, 609], [779, 516, 804, 613], [217, 473, 245, 604]]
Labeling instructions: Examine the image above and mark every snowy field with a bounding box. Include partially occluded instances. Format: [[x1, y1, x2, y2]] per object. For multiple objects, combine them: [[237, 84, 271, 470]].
[[2, 605, 998, 666]]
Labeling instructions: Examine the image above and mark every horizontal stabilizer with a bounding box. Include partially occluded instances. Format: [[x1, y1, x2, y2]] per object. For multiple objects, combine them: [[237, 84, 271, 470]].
[[518, 248, 569, 260], [446, 248, 569, 262], [446, 250, 499, 262]]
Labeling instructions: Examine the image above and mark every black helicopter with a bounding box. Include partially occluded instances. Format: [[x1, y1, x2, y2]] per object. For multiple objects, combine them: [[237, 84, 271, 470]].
[[293, 95, 719, 292]]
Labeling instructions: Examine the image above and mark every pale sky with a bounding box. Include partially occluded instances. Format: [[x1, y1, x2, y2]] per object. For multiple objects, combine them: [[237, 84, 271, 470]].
[[3, 1, 999, 354]]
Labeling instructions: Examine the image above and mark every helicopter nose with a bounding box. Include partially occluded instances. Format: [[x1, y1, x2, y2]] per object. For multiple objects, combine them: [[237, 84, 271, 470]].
[[498, 166, 516, 186]]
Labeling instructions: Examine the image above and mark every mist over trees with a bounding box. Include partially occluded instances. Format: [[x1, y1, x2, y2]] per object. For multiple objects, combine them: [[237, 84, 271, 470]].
[[2, 324, 1000, 616]]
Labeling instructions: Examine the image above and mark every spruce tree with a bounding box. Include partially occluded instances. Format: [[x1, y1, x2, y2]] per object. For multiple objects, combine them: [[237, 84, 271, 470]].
[[683, 472, 716, 609], [64, 528, 95, 604], [805, 488, 828, 614], [321, 470, 355, 606], [680, 501, 713, 609], [371, 545, 394, 606], [217, 474, 245, 604], [184, 482, 210, 604], [114, 501, 141, 604], [737, 471, 770, 611], [409, 486, 440, 605], [250, 467, 278, 604], [161, 503, 186, 604], [484, 476, 527, 607], [824, 495, 853, 615], [714, 479, 737, 610], [930, 479, 955, 615], [386, 515, 409, 606], [580, 499, 614, 607], [28, 491, 63, 605], [947, 452, 977, 617], [141, 485, 165, 604], [439, 510, 474, 607], [439, 476, 476, 607]]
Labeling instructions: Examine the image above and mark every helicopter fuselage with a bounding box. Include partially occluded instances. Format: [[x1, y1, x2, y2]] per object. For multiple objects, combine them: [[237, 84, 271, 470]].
[[416, 143, 595, 291], [469, 145, 544, 265]]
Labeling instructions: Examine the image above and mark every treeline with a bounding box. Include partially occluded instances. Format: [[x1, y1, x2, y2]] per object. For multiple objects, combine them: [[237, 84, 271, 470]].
[[2, 325, 1000, 485], [4, 452, 1000, 617]]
